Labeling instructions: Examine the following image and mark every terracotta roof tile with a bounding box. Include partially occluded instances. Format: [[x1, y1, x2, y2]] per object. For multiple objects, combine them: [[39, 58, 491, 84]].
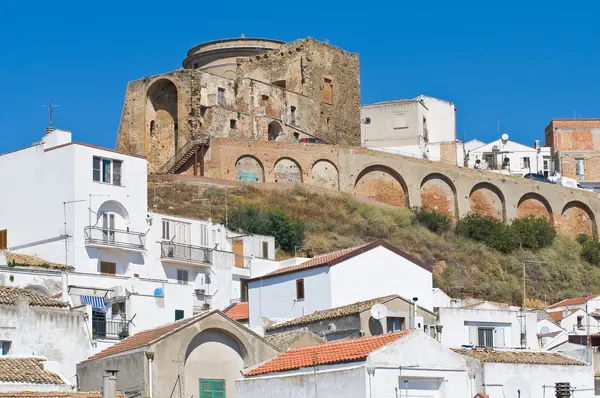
[[85, 312, 212, 361], [266, 295, 398, 332], [245, 329, 414, 376], [251, 241, 431, 281], [5, 252, 74, 270], [224, 302, 249, 321], [0, 357, 64, 385], [453, 348, 585, 365], [0, 393, 125, 398], [0, 286, 68, 308], [548, 295, 599, 309]]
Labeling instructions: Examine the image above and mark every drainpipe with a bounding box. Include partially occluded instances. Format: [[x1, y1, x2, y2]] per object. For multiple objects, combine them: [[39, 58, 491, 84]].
[[102, 370, 118, 398], [146, 352, 155, 398]]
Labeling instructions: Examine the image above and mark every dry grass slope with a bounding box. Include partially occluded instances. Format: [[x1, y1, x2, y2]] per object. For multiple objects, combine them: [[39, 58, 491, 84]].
[[149, 181, 600, 306]]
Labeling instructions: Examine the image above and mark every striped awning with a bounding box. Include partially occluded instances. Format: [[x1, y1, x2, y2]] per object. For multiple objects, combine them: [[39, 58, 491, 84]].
[[80, 295, 107, 313]]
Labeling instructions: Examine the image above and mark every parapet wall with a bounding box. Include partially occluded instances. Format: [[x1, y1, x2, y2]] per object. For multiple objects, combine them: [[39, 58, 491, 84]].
[[199, 139, 600, 238]]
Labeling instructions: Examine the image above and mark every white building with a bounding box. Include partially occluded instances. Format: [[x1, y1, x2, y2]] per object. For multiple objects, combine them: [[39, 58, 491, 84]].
[[466, 135, 552, 177], [238, 329, 471, 398], [247, 241, 433, 332], [361, 96, 460, 164]]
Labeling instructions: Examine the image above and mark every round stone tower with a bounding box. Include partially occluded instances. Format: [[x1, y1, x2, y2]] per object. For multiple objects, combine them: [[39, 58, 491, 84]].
[[182, 37, 284, 78]]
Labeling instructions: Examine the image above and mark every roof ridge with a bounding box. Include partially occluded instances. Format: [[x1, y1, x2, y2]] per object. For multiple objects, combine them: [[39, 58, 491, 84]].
[[287, 329, 414, 352]]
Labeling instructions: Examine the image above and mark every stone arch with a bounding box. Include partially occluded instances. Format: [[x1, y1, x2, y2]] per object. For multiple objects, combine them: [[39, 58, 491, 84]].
[[222, 70, 236, 79], [267, 121, 283, 141], [559, 201, 597, 238], [420, 173, 458, 220], [468, 182, 506, 221], [311, 159, 339, 191], [146, 79, 179, 171], [235, 155, 265, 183], [183, 328, 249, 398], [354, 165, 409, 207], [24, 285, 51, 297], [517, 193, 553, 222], [273, 157, 302, 183]]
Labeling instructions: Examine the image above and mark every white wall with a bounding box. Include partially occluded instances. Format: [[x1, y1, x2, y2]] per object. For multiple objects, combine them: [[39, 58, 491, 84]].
[[559, 309, 600, 335], [248, 266, 332, 328], [329, 246, 433, 311], [420, 96, 456, 143], [437, 307, 538, 349], [467, 138, 552, 176]]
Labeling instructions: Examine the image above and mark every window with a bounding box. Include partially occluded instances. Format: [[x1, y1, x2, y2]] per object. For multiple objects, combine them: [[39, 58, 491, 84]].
[[477, 328, 494, 348], [393, 113, 407, 129], [576, 158, 585, 177], [262, 241, 269, 259], [296, 279, 305, 300], [1, 341, 10, 356], [290, 106, 297, 125], [100, 261, 116, 275], [233, 239, 244, 268], [0, 229, 7, 250], [199, 379, 225, 398], [543, 159, 550, 177], [521, 157, 530, 169], [111, 302, 125, 318], [387, 317, 405, 333], [577, 315, 584, 329], [261, 94, 269, 103], [217, 88, 225, 106], [423, 117, 428, 140], [162, 220, 170, 240], [199, 224, 209, 248], [175, 309, 184, 321], [322, 78, 333, 104], [162, 220, 190, 244], [93, 156, 122, 186], [177, 269, 189, 285], [102, 213, 115, 243], [230, 119, 237, 129], [240, 279, 249, 302]]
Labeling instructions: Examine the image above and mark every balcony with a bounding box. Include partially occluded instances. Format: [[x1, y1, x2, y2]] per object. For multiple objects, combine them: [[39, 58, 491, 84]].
[[84, 226, 146, 252], [232, 264, 251, 278], [92, 316, 129, 340], [160, 241, 212, 266]]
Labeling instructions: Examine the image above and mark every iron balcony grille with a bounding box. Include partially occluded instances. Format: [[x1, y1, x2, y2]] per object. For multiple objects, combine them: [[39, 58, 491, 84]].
[[84, 226, 146, 250], [160, 241, 212, 264], [92, 316, 129, 340]]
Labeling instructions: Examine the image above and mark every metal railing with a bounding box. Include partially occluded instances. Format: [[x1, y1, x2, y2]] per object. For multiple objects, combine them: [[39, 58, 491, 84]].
[[84, 226, 146, 250], [160, 241, 212, 265], [92, 316, 129, 340]]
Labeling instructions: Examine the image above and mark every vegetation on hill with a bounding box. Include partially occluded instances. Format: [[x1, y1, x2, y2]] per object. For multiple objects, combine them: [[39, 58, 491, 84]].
[[150, 182, 600, 307]]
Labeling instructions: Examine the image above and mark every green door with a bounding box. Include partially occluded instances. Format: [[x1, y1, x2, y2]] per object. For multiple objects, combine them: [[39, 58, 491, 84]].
[[199, 379, 225, 398]]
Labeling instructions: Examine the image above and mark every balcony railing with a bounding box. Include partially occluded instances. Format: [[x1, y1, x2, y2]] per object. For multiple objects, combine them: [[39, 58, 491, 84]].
[[84, 226, 146, 251], [160, 241, 212, 265], [92, 316, 129, 340]]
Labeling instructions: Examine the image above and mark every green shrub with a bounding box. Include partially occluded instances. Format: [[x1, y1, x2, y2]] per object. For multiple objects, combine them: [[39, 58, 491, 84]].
[[414, 208, 451, 233], [456, 213, 519, 254], [576, 234, 600, 266], [227, 206, 304, 252], [511, 216, 556, 251]]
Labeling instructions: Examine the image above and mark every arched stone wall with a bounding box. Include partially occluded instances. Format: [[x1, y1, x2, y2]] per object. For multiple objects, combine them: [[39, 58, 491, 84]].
[[468, 182, 506, 221], [420, 173, 458, 220], [354, 165, 409, 207], [235, 155, 264, 183], [267, 121, 283, 141], [273, 158, 302, 183], [559, 201, 597, 238], [146, 79, 178, 172], [517, 193, 553, 222], [311, 159, 339, 190]]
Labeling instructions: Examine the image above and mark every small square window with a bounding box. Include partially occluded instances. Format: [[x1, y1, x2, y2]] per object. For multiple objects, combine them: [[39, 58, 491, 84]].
[[100, 261, 116, 275], [296, 279, 305, 300], [386, 317, 405, 333], [230, 119, 237, 129], [177, 269, 189, 284], [1, 341, 11, 356], [175, 309, 184, 321]]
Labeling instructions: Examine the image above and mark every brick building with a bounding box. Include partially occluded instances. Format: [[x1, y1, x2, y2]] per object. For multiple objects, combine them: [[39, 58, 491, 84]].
[[116, 37, 361, 174], [545, 119, 600, 190]]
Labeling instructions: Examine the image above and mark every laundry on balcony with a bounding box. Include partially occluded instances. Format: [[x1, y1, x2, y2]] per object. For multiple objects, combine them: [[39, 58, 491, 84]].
[[80, 295, 107, 313]]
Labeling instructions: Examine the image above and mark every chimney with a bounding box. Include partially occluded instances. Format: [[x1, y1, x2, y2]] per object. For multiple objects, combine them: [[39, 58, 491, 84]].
[[555, 382, 571, 397], [45, 126, 54, 135], [102, 370, 118, 398]]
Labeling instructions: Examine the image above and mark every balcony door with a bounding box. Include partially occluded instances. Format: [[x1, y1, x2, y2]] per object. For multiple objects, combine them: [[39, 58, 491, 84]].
[[162, 219, 191, 259], [102, 213, 115, 244]]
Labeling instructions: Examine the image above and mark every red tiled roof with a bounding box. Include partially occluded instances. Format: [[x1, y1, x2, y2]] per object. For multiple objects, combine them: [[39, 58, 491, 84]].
[[225, 302, 249, 321], [548, 295, 599, 309], [549, 312, 564, 322], [245, 329, 414, 376], [250, 241, 431, 281]]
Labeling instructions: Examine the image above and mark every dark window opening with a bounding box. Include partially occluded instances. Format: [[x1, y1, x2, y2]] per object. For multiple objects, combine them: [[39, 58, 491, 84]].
[[177, 269, 189, 284], [100, 261, 116, 275], [262, 241, 269, 258], [1, 341, 11, 356], [296, 279, 305, 300], [261, 94, 270, 102], [290, 106, 297, 125], [217, 88, 225, 106], [272, 80, 286, 89], [200, 106, 208, 117], [423, 117, 428, 141], [478, 328, 494, 348], [175, 309, 184, 321], [230, 119, 237, 129], [240, 279, 249, 302], [149, 120, 156, 137], [387, 317, 405, 333]]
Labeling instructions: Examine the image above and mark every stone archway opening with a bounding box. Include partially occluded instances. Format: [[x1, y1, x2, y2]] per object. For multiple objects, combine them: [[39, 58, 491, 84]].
[[560, 201, 597, 239], [146, 79, 179, 171], [311, 159, 339, 191], [420, 173, 458, 220], [273, 158, 302, 183], [517, 193, 553, 223], [468, 182, 506, 221], [267, 121, 283, 141], [235, 155, 265, 183], [354, 165, 409, 207]]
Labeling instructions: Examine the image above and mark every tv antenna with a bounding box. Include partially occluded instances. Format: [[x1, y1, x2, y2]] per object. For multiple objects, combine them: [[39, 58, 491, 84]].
[[370, 303, 388, 320], [42, 100, 60, 127], [503, 376, 531, 398], [496, 120, 503, 135]]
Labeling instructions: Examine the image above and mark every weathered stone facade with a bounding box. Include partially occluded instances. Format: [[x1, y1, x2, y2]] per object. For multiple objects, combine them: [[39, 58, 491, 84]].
[[116, 37, 360, 173]]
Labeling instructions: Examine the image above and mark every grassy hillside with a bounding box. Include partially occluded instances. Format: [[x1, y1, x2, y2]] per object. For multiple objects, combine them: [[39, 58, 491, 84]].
[[150, 181, 600, 306]]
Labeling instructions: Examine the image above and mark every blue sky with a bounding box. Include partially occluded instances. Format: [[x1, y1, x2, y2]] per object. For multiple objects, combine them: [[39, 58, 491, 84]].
[[1, 1, 599, 153]]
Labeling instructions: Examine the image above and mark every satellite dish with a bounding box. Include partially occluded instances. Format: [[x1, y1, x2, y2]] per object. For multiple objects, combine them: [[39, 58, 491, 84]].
[[503, 377, 531, 398], [370, 304, 388, 320], [501, 133, 509, 141]]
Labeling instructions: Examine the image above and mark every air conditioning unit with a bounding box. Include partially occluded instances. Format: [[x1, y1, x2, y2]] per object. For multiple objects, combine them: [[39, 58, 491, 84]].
[[194, 288, 206, 295]]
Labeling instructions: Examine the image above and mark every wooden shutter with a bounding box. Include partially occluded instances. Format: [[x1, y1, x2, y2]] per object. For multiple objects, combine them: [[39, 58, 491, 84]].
[[100, 261, 116, 275], [0, 230, 7, 250], [233, 239, 244, 268]]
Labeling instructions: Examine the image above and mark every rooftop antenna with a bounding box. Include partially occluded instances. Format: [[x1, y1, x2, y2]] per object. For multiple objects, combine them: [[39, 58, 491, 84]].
[[574, 110, 581, 119], [42, 100, 60, 127], [496, 120, 503, 135]]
